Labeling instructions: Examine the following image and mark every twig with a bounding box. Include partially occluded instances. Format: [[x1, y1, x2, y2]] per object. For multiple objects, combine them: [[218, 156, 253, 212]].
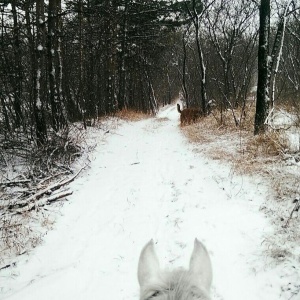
[[0, 262, 16, 271], [45, 190, 73, 204], [0, 179, 31, 186], [37, 171, 69, 187], [284, 199, 300, 228], [17, 190, 73, 213]]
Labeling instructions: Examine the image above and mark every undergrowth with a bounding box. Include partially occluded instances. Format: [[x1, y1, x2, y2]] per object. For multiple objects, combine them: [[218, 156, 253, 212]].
[[0, 124, 92, 269], [181, 104, 300, 264]]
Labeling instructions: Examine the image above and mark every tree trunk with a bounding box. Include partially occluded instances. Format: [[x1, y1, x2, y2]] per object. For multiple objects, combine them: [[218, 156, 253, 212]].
[[55, 0, 67, 125], [195, 27, 207, 115], [48, 0, 60, 131], [11, 0, 23, 128], [117, 0, 128, 110], [35, 0, 48, 144], [186, 0, 207, 114], [181, 33, 189, 105], [78, 0, 86, 128], [254, 0, 271, 135], [269, 1, 291, 106]]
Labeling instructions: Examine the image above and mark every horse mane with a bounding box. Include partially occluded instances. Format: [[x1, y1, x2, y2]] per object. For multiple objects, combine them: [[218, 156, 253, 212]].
[[138, 239, 212, 300], [140, 269, 211, 300]]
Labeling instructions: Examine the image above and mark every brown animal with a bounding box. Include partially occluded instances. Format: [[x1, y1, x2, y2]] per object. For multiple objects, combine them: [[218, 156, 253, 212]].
[[177, 103, 202, 126]]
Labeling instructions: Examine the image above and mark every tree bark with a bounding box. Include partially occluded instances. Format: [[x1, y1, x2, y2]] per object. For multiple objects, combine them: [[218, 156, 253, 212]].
[[181, 33, 189, 105], [187, 0, 207, 114], [11, 0, 23, 127], [254, 0, 271, 135], [48, 0, 60, 131], [117, 1, 128, 110], [35, 0, 48, 144]]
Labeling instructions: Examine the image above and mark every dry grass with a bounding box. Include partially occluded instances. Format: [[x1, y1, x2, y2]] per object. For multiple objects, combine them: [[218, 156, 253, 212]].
[[114, 109, 151, 122], [155, 117, 169, 123], [182, 107, 292, 173], [247, 131, 289, 157], [181, 105, 300, 263]]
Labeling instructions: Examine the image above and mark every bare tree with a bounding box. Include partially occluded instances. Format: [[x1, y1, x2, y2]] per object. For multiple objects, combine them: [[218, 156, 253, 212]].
[[11, 0, 23, 128], [48, 0, 60, 131], [269, 0, 294, 106], [206, 0, 257, 124], [254, 0, 271, 135], [254, 0, 297, 134], [35, 0, 48, 144], [183, 0, 212, 114], [282, 6, 300, 104]]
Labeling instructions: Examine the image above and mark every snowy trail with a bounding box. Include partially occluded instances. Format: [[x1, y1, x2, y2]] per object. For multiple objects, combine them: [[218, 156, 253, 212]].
[[1, 105, 287, 299]]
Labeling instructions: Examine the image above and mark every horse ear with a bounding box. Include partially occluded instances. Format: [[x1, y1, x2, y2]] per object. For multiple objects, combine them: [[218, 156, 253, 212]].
[[189, 239, 212, 291], [138, 240, 160, 287]]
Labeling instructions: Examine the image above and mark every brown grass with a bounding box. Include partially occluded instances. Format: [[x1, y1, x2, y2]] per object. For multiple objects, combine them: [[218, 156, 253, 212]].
[[114, 109, 151, 122], [247, 131, 289, 157], [182, 105, 299, 203], [181, 105, 300, 262], [155, 117, 169, 123]]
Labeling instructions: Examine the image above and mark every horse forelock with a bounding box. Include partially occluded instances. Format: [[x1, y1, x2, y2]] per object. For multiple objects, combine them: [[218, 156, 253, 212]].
[[140, 269, 211, 300]]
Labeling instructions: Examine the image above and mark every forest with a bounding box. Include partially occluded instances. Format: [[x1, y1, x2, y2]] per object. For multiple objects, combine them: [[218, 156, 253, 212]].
[[1, 1, 300, 297], [0, 0, 299, 145]]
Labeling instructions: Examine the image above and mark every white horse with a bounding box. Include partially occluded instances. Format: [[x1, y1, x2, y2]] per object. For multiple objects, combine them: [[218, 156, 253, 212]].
[[138, 239, 212, 300]]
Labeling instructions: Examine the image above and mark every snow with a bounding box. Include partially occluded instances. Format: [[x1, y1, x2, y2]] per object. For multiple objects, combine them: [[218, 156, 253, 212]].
[[36, 98, 42, 109], [1, 105, 299, 300], [270, 109, 300, 152]]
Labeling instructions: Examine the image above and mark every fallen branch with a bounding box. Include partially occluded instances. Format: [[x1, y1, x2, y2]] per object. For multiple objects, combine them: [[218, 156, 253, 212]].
[[46, 190, 73, 204], [284, 199, 300, 228], [0, 179, 31, 186], [8, 167, 84, 210], [0, 262, 16, 271], [37, 171, 69, 187], [16, 190, 73, 213]]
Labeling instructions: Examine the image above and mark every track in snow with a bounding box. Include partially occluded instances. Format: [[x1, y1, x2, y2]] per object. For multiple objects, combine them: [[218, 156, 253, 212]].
[[1, 105, 288, 300]]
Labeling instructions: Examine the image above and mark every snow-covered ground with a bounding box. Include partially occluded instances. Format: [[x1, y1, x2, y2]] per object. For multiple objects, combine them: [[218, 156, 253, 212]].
[[270, 108, 300, 152], [1, 104, 299, 299]]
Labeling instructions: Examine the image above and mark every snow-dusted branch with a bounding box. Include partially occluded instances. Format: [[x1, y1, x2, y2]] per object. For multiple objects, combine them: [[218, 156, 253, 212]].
[[284, 199, 300, 228], [4, 167, 84, 212]]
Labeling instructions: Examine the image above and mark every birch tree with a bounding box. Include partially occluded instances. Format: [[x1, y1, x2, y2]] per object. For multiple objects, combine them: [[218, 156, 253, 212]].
[[282, 8, 300, 104], [254, 0, 296, 134]]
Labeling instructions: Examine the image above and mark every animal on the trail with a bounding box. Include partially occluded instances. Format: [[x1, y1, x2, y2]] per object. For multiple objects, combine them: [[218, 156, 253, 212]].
[[138, 239, 212, 300], [177, 104, 202, 126]]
